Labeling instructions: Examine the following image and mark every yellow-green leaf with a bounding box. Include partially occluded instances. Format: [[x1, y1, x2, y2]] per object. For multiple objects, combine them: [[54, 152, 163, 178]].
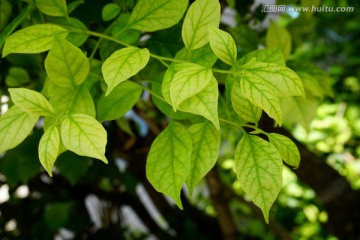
[[97, 81, 142, 122], [0, 106, 38, 153], [45, 37, 89, 88], [266, 21, 291, 60], [35, 0, 67, 17], [102, 3, 120, 21], [170, 63, 212, 111], [127, 0, 189, 32], [231, 81, 262, 123], [182, 0, 220, 50], [175, 44, 217, 68], [2, 24, 68, 57], [234, 134, 283, 223], [186, 122, 220, 196], [236, 48, 285, 66], [39, 125, 60, 176], [9, 88, 55, 116], [102, 47, 150, 96], [268, 133, 300, 168], [208, 26, 237, 66], [146, 121, 192, 209], [61, 114, 108, 163]]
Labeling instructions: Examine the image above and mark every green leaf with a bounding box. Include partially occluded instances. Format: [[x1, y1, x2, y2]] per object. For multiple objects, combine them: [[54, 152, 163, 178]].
[[170, 63, 213, 111], [112, 13, 140, 44], [208, 26, 237, 66], [102, 47, 150, 96], [35, 0, 67, 17], [234, 134, 283, 223], [97, 81, 142, 122], [44, 202, 73, 230], [266, 21, 291, 60], [280, 96, 319, 130], [0, 3, 32, 48], [186, 122, 220, 195], [2, 24, 68, 57], [102, 3, 121, 21], [182, 0, 220, 50], [236, 48, 285, 66], [38, 125, 60, 176], [231, 80, 262, 123], [268, 133, 300, 168], [5, 67, 31, 87], [9, 88, 55, 116], [45, 37, 89, 88], [56, 151, 91, 185], [238, 61, 305, 125], [127, 0, 189, 32], [0, 106, 38, 153], [146, 121, 192, 209], [175, 44, 217, 68], [178, 77, 220, 129], [61, 114, 108, 163]]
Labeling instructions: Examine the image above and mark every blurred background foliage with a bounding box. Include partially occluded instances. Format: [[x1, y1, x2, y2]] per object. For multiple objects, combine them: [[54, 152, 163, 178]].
[[0, 0, 359, 239]]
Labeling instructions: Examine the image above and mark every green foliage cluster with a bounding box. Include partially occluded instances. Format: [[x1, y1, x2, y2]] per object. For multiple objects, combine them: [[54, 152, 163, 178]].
[[0, 0, 334, 226]]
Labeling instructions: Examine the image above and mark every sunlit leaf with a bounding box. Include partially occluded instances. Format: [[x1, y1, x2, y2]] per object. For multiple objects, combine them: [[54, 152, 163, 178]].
[[9, 88, 55, 116], [268, 133, 300, 168], [186, 122, 220, 196], [45, 37, 89, 88], [61, 114, 108, 163], [146, 121, 192, 209], [208, 26, 237, 66], [128, 0, 189, 31], [39, 125, 60, 176], [182, 0, 220, 50], [175, 44, 217, 68], [0, 106, 38, 153], [234, 134, 283, 223], [3, 24, 68, 57], [102, 47, 150, 96]]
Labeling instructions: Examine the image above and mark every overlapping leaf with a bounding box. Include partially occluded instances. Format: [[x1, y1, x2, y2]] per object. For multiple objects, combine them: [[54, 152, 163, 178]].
[[231, 81, 262, 123], [0, 106, 38, 153], [35, 0, 67, 17], [236, 48, 285, 66], [186, 122, 220, 195], [208, 26, 237, 66], [127, 0, 189, 31], [182, 0, 220, 50], [268, 133, 300, 168], [9, 88, 55, 116], [45, 37, 89, 88], [146, 121, 192, 209], [170, 63, 212, 111], [97, 81, 142, 122], [234, 134, 283, 223], [102, 47, 150, 96], [39, 125, 60, 176], [2, 24, 68, 57], [266, 21, 291, 59], [61, 114, 108, 163], [175, 44, 217, 68]]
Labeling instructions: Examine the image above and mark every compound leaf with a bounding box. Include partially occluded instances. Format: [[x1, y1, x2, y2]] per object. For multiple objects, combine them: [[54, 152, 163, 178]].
[[234, 134, 283, 223], [9, 88, 55, 116], [146, 121, 192, 209], [186, 122, 220, 196], [128, 0, 188, 31], [0, 106, 38, 153], [3, 24, 68, 57], [97, 81, 142, 122], [45, 37, 89, 88], [268, 133, 300, 168], [182, 0, 220, 50], [208, 26, 237, 66], [61, 114, 108, 163], [35, 0, 67, 17], [39, 125, 60, 176], [102, 47, 150, 96]]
